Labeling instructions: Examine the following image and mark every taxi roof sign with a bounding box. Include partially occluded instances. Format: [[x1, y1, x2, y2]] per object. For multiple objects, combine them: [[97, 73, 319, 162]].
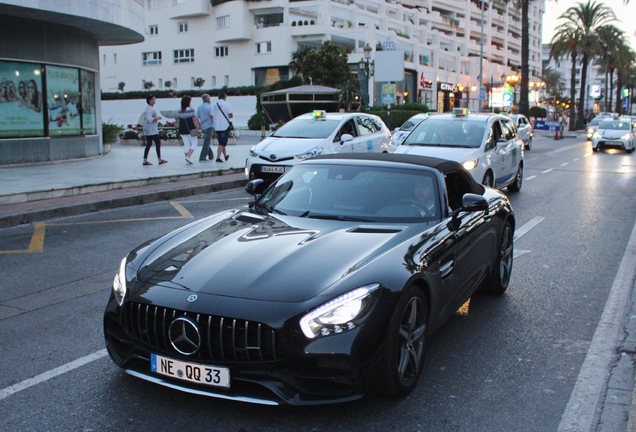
[[452, 108, 469, 116], [312, 110, 327, 120]]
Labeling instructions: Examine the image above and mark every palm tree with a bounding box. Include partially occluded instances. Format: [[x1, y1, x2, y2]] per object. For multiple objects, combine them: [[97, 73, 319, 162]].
[[550, 24, 579, 130], [552, 0, 616, 129], [499, 1, 535, 118], [542, 66, 566, 119], [288, 45, 312, 77]]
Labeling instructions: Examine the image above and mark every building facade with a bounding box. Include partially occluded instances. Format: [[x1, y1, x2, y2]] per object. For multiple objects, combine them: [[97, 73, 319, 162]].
[[0, 0, 144, 165], [100, 0, 544, 114]]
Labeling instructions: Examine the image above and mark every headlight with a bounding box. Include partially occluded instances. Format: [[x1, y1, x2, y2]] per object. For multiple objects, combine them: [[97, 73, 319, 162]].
[[593, 132, 601, 139], [587, 128, 593, 134], [112, 257, 128, 306], [249, 147, 257, 157], [621, 133, 631, 140], [297, 147, 322, 160], [462, 159, 478, 171], [299, 284, 380, 339]]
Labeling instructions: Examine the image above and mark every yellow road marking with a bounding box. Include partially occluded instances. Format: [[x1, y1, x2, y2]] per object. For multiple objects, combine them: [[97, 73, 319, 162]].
[[0, 201, 198, 254]]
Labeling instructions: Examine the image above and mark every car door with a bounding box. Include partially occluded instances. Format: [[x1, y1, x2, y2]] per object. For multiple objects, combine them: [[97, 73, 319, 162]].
[[353, 115, 380, 153], [434, 170, 497, 314], [493, 118, 519, 187]]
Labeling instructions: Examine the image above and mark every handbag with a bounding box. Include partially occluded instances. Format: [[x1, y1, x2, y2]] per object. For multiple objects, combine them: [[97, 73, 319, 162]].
[[186, 116, 198, 137], [217, 103, 233, 131]]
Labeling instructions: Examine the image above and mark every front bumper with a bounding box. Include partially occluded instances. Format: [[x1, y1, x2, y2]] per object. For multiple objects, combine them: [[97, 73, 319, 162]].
[[103, 297, 384, 405]]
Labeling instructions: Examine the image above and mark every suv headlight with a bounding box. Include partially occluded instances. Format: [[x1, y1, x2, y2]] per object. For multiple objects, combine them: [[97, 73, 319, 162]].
[[462, 159, 478, 171], [299, 284, 380, 338], [297, 147, 322, 160], [112, 257, 128, 306]]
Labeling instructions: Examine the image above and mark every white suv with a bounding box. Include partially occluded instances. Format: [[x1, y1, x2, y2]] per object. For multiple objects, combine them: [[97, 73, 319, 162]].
[[395, 109, 525, 192]]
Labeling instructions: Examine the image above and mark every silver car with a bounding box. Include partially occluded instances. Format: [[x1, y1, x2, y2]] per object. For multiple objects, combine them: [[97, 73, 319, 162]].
[[508, 114, 533, 150]]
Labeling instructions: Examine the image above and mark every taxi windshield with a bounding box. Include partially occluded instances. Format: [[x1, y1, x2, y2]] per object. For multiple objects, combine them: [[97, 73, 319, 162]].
[[402, 118, 485, 148], [599, 120, 630, 130], [271, 118, 340, 139]]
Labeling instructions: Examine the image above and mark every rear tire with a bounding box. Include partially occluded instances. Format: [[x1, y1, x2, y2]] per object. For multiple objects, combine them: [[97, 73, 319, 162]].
[[481, 221, 514, 295], [507, 163, 523, 193], [382, 285, 428, 397]]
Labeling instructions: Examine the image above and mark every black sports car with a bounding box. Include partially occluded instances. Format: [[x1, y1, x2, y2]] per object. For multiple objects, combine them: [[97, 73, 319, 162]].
[[104, 153, 515, 405]]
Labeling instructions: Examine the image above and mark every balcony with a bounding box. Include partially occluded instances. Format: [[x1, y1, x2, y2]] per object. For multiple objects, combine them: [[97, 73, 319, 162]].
[[169, 0, 211, 19]]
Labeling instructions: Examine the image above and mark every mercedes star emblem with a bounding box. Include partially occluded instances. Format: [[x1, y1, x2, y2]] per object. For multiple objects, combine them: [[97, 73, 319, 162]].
[[187, 294, 198, 303], [168, 316, 201, 355]]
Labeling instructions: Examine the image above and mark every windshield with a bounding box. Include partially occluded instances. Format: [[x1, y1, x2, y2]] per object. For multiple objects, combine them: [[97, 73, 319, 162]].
[[590, 118, 602, 126], [254, 163, 440, 223], [600, 120, 630, 130], [402, 118, 485, 148], [400, 115, 427, 131], [271, 118, 340, 139]]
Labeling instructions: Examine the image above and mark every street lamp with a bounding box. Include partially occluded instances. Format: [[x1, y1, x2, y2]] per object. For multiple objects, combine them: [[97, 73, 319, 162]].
[[358, 43, 375, 109]]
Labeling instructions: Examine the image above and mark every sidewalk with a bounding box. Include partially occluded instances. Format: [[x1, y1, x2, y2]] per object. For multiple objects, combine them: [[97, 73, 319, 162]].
[[0, 132, 263, 228]]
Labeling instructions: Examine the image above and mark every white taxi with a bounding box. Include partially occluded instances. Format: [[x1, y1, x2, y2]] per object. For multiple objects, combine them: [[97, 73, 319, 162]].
[[395, 108, 525, 192], [245, 111, 392, 182]]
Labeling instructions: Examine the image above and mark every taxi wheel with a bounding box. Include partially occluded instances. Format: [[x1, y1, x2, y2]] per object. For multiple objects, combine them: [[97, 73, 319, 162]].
[[525, 137, 532, 150], [507, 163, 523, 193], [482, 171, 494, 188]]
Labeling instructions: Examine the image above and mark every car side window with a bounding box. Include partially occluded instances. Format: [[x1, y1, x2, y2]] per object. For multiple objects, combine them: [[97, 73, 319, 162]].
[[356, 116, 375, 136], [492, 120, 503, 142], [335, 120, 357, 142], [444, 170, 475, 211]]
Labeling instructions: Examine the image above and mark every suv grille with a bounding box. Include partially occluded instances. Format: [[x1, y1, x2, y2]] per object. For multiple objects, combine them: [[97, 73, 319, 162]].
[[122, 302, 282, 362]]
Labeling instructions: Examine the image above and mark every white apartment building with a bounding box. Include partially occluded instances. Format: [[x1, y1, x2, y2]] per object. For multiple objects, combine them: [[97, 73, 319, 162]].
[[100, 0, 544, 113]]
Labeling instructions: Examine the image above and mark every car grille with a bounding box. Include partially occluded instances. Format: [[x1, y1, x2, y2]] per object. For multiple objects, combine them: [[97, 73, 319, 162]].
[[122, 302, 282, 362]]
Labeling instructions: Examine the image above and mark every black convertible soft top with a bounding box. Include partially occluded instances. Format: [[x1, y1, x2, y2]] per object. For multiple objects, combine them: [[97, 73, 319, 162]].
[[310, 153, 484, 194]]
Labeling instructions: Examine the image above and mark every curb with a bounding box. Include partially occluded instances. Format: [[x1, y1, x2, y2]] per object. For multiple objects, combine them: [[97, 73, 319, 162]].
[[0, 172, 247, 228]]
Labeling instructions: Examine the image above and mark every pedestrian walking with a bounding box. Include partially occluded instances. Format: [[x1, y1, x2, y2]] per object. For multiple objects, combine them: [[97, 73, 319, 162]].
[[176, 95, 200, 165], [212, 92, 233, 163], [142, 94, 167, 166], [196, 94, 214, 162]]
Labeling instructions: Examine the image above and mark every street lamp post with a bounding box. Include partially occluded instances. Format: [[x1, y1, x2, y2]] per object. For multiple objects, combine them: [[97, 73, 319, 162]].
[[358, 44, 375, 110]]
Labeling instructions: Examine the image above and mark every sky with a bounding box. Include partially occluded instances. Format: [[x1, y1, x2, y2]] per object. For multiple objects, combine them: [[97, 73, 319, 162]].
[[542, 0, 636, 48]]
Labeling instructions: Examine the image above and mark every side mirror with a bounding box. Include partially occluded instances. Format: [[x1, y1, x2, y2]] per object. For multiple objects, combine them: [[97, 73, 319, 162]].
[[340, 133, 353, 144], [245, 179, 266, 196], [449, 193, 488, 230]]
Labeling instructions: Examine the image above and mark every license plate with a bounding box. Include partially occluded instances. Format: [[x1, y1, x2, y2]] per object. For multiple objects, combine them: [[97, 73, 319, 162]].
[[151, 354, 230, 388], [606, 141, 622, 146], [261, 165, 286, 174]]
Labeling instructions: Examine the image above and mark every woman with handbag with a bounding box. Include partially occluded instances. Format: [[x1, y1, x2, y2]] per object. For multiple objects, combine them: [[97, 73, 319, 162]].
[[176, 95, 200, 165]]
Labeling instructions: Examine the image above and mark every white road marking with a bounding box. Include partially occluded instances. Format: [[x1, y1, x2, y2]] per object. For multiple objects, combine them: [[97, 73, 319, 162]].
[[526, 175, 537, 181], [558, 220, 636, 431], [513, 217, 544, 259], [0, 349, 108, 401], [542, 168, 554, 174]]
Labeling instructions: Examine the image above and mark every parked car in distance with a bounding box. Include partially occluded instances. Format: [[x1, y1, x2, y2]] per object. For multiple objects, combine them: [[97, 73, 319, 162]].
[[103, 153, 516, 405], [507, 114, 533, 150], [396, 108, 524, 192], [586, 117, 604, 141], [591, 117, 635, 153], [245, 110, 392, 183], [391, 113, 429, 149]]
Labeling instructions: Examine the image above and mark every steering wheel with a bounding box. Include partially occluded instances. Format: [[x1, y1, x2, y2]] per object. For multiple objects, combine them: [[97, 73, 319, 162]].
[[393, 199, 433, 217]]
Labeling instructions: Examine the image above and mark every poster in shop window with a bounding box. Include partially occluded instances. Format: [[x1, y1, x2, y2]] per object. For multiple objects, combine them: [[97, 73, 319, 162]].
[[46, 65, 81, 136], [80, 70, 96, 134], [0, 60, 44, 138]]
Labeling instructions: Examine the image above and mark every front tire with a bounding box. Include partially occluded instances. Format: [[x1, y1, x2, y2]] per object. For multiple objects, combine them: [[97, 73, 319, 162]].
[[482, 171, 494, 188], [481, 221, 514, 295], [383, 285, 428, 397], [525, 136, 532, 150]]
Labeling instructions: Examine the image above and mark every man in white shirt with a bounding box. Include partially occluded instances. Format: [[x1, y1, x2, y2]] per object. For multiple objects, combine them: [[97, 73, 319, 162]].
[[211, 92, 233, 162]]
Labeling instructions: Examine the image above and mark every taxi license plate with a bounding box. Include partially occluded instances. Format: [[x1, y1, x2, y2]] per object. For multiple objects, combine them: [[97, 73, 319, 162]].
[[261, 165, 286, 174], [606, 141, 622, 146], [151, 354, 230, 388]]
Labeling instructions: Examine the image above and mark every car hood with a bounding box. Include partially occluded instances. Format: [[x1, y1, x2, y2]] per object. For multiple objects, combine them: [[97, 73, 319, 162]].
[[600, 130, 629, 138], [395, 145, 479, 162], [132, 211, 408, 302], [254, 137, 326, 157]]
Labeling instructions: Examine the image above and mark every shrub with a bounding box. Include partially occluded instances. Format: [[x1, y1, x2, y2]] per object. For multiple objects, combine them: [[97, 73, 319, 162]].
[[102, 122, 121, 144]]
